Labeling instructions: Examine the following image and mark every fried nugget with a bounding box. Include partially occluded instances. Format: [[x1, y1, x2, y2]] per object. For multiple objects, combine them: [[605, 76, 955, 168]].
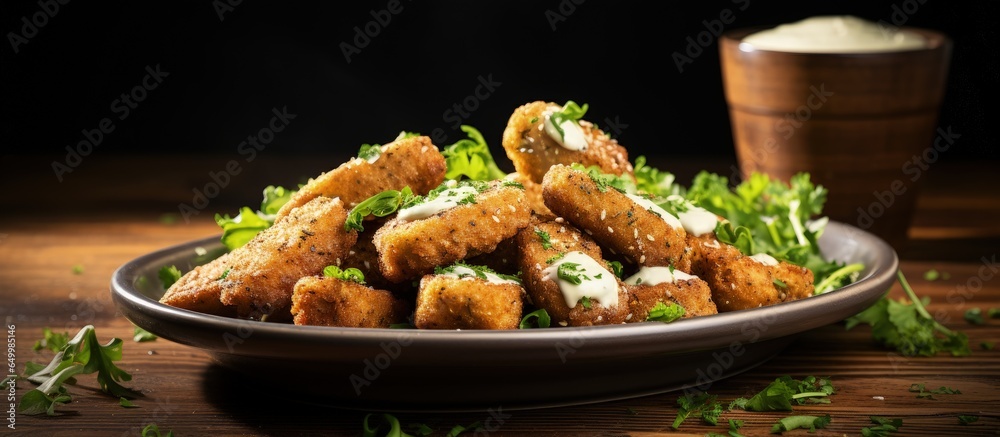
[[516, 220, 629, 327], [159, 252, 237, 317], [276, 135, 446, 219], [218, 196, 358, 321], [339, 217, 410, 293], [686, 233, 814, 312], [414, 266, 525, 330], [463, 236, 521, 276], [623, 267, 718, 321], [505, 172, 555, 221], [542, 164, 687, 267], [373, 180, 531, 283], [290, 275, 411, 327], [501, 101, 633, 184]]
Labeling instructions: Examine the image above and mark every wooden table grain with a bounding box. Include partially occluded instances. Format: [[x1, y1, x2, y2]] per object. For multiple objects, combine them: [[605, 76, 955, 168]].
[[1, 155, 998, 436]]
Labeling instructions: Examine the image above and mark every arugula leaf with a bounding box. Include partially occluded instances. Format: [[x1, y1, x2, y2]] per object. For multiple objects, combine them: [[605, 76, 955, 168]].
[[20, 325, 140, 415], [846, 270, 971, 357], [731, 376, 833, 412], [672, 392, 722, 429], [519, 309, 551, 329], [771, 414, 831, 433], [33, 327, 70, 352], [214, 185, 297, 251], [345, 187, 416, 232], [158, 265, 182, 290], [646, 301, 686, 323], [632, 155, 683, 197], [323, 265, 366, 284], [441, 125, 506, 181], [861, 416, 902, 436]]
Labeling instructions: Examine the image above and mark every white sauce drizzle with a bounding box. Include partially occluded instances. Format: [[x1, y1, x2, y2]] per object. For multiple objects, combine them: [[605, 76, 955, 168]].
[[678, 207, 719, 236], [542, 251, 619, 308], [625, 193, 683, 229], [397, 185, 479, 222], [543, 109, 588, 151], [440, 266, 519, 285], [624, 266, 696, 286], [749, 253, 779, 266]]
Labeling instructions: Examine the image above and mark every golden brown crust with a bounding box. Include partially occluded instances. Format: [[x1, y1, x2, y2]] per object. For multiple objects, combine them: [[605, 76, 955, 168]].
[[218, 196, 358, 321], [413, 274, 524, 330], [276, 135, 446, 219], [506, 172, 555, 221], [291, 276, 411, 327], [542, 164, 687, 267], [515, 221, 629, 327], [626, 277, 718, 321], [689, 235, 814, 312], [159, 252, 237, 317], [373, 181, 531, 283], [501, 101, 633, 184]]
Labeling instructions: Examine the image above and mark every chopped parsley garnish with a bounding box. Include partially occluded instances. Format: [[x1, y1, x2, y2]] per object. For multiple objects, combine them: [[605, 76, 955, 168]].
[[548, 101, 589, 141], [730, 375, 834, 411], [18, 325, 139, 416], [501, 179, 525, 189], [579, 296, 593, 309], [120, 397, 139, 408], [357, 143, 382, 161], [908, 383, 961, 399], [142, 423, 174, 437], [545, 253, 566, 264], [535, 227, 553, 249], [846, 270, 971, 357], [557, 262, 589, 285], [529, 116, 538, 124], [964, 307, 985, 325], [441, 125, 507, 181], [158, 265, 182, 289], [323, 265, 366, 284], [606, 260, 624, 279], [772, 278, 788, 289], [519, 309, 551, 329], [434, 261, 521, 283], [345, 187, 416, 232], [672, 392, 722, 429], [570, 163, 628, 193], [133, 325, 157, 342], [32, 328, 69, 353], [218, 268, 231, 280], [771, 414, 831, 433], [71, 264, 84, 275], [958, 415, 979, 425], [646, 301, 685, 323], [861, 416, 902, 436]]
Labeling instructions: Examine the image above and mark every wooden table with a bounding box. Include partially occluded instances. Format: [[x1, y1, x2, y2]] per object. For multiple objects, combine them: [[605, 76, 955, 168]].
[[1, 155, 998, 436]]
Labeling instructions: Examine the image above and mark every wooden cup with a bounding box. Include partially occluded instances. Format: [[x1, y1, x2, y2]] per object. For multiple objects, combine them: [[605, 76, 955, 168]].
[[719, 26, 952, 252]]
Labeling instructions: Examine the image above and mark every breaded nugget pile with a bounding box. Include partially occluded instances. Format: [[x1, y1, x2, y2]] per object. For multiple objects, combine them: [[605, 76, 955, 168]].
[[160, 101, 816, 329]]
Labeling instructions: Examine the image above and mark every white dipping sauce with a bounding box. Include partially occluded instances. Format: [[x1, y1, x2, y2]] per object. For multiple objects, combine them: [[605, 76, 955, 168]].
[[440, 265, 520, 285], [544, 109, 588, 151], [626, 193, 683, 230], [397, 185, 479, 222], [624, 266, 696, 287], [542, 251, 620, 308], [741, 15, 927, 53], [749, 253, 780, 266]]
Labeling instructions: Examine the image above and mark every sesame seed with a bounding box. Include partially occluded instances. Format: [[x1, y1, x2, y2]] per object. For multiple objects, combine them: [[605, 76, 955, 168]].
[[420, 146, 428, 153], [607, 226, 614, 234], [492, 215, 500, 223], [601, 210, 607, 220], [639, 255, 646, 263], [633, 229, 638, 239], [585, 229, 593, 235], [647, 234, 655, 241], [508, 205, 516, 212]]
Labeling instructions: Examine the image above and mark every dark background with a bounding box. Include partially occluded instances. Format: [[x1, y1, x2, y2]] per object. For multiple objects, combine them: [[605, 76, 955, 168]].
[[1, 1, 996, 210]]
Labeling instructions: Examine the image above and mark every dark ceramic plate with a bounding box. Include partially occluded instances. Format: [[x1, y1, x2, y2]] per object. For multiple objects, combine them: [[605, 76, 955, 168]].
[[110, 221, 896, 412]]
